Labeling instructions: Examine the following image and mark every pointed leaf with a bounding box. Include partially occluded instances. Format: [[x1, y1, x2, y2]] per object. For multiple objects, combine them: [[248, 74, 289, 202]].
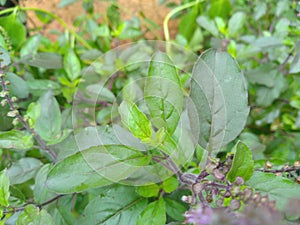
[[0, 46, 11, 67], [47, 145, 150, 193], [20, 52, 63, 69], [136, 198, 166, 225], [0, 170, 10, 207], [35, 90, 62, 142], [119, 101, 152, 140], [228, 12, 246, 37], [145, 52, 183, 135], [75, 185, 147, 225], [246, 172, 300, 210], [17, 205, 55, 225], [226, 141, 254, 182], [6, 72, 29, 99], [189, 49, 249, 153], [64, 49, 81, 81], [196, 16, 219, 37], [0, 130, 33, 150]]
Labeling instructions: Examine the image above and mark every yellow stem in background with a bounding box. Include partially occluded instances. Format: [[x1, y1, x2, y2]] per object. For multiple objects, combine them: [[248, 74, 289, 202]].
[[163, 0, 204, 41], [0, 6, 92, 49]]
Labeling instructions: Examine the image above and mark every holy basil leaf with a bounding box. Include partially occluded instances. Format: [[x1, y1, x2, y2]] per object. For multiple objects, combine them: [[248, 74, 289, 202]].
[[20, 52, 63, 69], [119, 101, 152, 141], [228, 12, 246, 37], [162, 176, 179, 193], [35, 90, 62, 142], [246, 171, 300, 211], [0, 46, 11, 67], [17, 204, 55, 225], [189, 49, 249, 153], [64, 49, 81, 81], [0, 169, 10, 207], [136, 198, 166, 225], [33, 164, 56, 204], [226, 141, 254, 182], [75, 185, 147, 225], [145, 52, 183, 135], [7, 158, 43, 185], [0, 130, 33, 150], [196, 16, 219, 37], [46, 145, 150, 193], [6, 72, 29, 99], [27, 79, 61, 96], [164, 198, 187, 221], [20, 34, 42, 58], [135, 183, 160, 198]]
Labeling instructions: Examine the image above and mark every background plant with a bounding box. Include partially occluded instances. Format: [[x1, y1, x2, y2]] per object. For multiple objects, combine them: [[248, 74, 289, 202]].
[[0, 0, 300, 225]]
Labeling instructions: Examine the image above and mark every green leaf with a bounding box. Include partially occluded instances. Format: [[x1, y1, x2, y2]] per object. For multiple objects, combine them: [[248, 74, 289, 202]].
[[162, 176, 179, 193], [164, 198, 187, 221], [0, 14, 26, 49], [64, 48, 81, 81], [20, 52, 63, 69], [228, 12, 246, 37], [0, 169, 10, 207], [20, 34, 42, 58], [119, 101, 152, 141], [27, 79, 61, 96], [0, 46, 11, 67], [145, 52, 183, 135], [6, 72, 29, 99], [17, 204, 55, 225], [86, 83, 116, 102], [0, 130, 33, 150], [46, 145, 150, 193], [7, 158, 43, 185], [136, 198, 166, 225], [75, 185, 147, 225], [136, 183, 160, 198], [246, 171, 300, 210], [226, 141, 254, 182], [208, 0, 232, 19], [58, 0, 79, 8], [189, 49, 249, 153], [33, 164, 56, 204], [196, 16, 219, 37], [254, 1, 266, 20], [252, 36, 283, 49], [179, 5, 199, 41], [35, 90, 62, 142]]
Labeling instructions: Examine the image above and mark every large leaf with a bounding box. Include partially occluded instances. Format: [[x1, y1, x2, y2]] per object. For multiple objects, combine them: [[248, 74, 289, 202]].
[[0, 169, 10, 207], [119, 101, 152, 141], [17, 204, 55, 225], [0, 130, 33, 150], [7, 158, 43, 185], [75, 185, 147, 225], [35, 90, 62, 142], [145, 52, 183, 135], [20, 52, 63, 69], [0, 14, 26, 49], [189, 49, 249, 153], [136, 198, 166, 225], [246, 171, 300, 210], [226, 141, 254, 182], [46, 145, 150, 193], [27, 79, 61, 96]]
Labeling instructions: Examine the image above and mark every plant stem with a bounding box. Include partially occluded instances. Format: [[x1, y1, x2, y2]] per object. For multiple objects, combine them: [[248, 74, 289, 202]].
[[0, 66, 57, 160], [0, 6, 92, 50], [163, 0, 204, 41]]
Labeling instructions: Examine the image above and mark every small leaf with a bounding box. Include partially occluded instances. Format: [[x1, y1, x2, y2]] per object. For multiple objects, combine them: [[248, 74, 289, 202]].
[[86, 83, 116, 102], [208, 0, 232, 19], [196, 16, 219, 37], [136, 198, 166, 225], [119, 101, 152, 141], [27, 79, 61, 96], [0, 130, 33, 150], [164, 198, 187, 221], [17, 204, 55, 225], [75, 185, 147, 225], [162, 176, 179, 193], [6, 72, 29, 99], [226, 141, 254, 182], [20, 34, 42, 58], [145, 52, 183, 135], [47, 145, 150, 193], [136, 183, 160, 197], [246, 171, 300, 210], [7, 158, 42, 185], [228, 12, 246, 37], [0, 46, 11, 67], [0, 170, 10, 207], [64, 49, 81, 81], [35, 90, 62, 142]]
